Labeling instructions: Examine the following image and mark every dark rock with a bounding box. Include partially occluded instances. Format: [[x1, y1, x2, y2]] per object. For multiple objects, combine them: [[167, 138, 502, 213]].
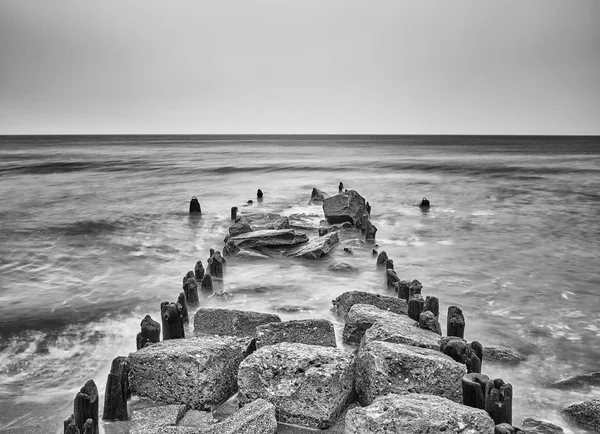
[[551, 371, 600, 389], [161, 301, 185, 340], [328, 262, 359, 273], [343, 247, 353, 254], [447, 305, 465, 338], [194, 308, 281, 338], [522, 417, 565, 434], [237, 342, 355, 429], [372, 248, 378, 255], [408, 293, 424, 321], [194, 261, 205, 282], [255, 319, 336, 348], [235, 213, 290, 231], [564, 400, 600, 433], [189, 196, 201, 214], [332, 290, 408, 317], [200, 274, 213, 294], [419, 311, 442, 335], [208, 250, 226, 278], [496, 423, 516, 434], [204, 398, 277, 434], [483, 345, 524, 365], [136, 315, 161, 350], [228, 220, 253, 237], [247, 200, 253, 204], [376, 251, 388, 267], [386, 269, 400, 289], [365, 219, 377, 240], [362, 312, 442, 351], [183, 278, 199, 306], [311, 187, 329, 202], [441, 336, 468, 364], [82, 419, 93, 434], [424, 295, 440, 318], [130, 403, 186, 432], [288, 213, 320, 230], [318, 225, 340, 237], [288, 232, 339, 259], [343, 304, 401, 345], [419, 197, 430, 209], [227, 229, 308, 249], [322, 190, 368, 227]]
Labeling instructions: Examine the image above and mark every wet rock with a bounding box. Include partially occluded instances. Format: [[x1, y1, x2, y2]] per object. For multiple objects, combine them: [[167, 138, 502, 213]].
[[194, 308, 281, 338], [194, 261, 205, 282], [440, 337, 483, 373], [332, 290, 408, 317], [328, 262, 359, 273], [483, 345, 524, 365], [234, 248, 271, 260], [345, 393, 494, 434], [137, 315, 161, 350], [362, 314, 442, 351], [563, 400, 600, 432], [227, 229, 308, 249], [129, 335, 251, 410], [364, 220, 377, 240], [237, 213, 290, 231], [288, 232, 339, 259], [255, 319, 336, 349], [177, 409, 216, 428], [343, 304, 405, 346], [355, 341, 465, 405], [318, 225, 341, 236], [238, 342, 355, 429], [323, 190, 368, 227], [419, 310, 442, 335], [551, 371, 600, 389], [521, 417, 565, 434], [228, 220, 253, 237], [311, 187, 329, 202], [496, 423, 516, 434], [343, 247, 353, 254], [288, 213, 320, 230], [208, 250, 226, 278], [130, 404, 186, 433]]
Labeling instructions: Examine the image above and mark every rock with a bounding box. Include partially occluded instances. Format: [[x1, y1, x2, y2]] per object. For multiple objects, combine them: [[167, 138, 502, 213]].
[[137, 315, 161, 350], [328, 262, 359, 273], [288, 232, 339, 259], [203, 398, 277, 434], [564, 400, 600, 432], [364, 219, 377, 240], [343, 304, 404, 345], [228, 220, 253, 237], [311, 187, 329, 202], [194, 308, 281, 338], [483, 345, 525, 365], [130, 404, 186, 433], [255, 319, 336, 348], [237, 342, 355, 429], [441, 336, 468, 363], [521, 417, 565, 433], [227, 229, 308, 249], [237, 213, 290, 231], [288, 213, 320, 230], [355, 341, 465, 405], [496, 423, 516, 434], [361, 314, 442, 351], [376, 251, 388, 267], [419, 310, 442, 334], [129, 335, 251, 410], [178, 410, 216, 428], [234, 248, 271, 260], [551, 371, 600, 389], [208, 250, 226, 278], [345, 393, 494, 434], [332, 290, 408, 317], [386, 269, 400, 289], [322, 190, 368, 227], [318, 225, 341, 237]]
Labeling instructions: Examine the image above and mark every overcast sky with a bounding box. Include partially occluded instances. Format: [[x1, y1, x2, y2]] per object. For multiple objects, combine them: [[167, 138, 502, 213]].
[[0, 0, 598, 134]]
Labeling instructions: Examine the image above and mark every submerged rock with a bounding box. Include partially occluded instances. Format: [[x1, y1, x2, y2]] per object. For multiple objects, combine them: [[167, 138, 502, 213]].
[[194, 308, 281, 338], [328, 262, 359, 273], [323, 190, 368, 227], [227, 229, 308, 249], [355, 341, 466, 405], [238, 342, 355, 429], [551, 371, 600, 389], [255, 319, 336, 348], [563, 399, 600, 432], [345, 393, 494, 434], [288, 231, 339, 259], [332, 290, 408, 317], [521, 417, 564, 434]]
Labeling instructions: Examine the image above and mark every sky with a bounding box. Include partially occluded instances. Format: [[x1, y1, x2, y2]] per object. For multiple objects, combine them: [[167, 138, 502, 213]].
[[0, 0, 599, 135]]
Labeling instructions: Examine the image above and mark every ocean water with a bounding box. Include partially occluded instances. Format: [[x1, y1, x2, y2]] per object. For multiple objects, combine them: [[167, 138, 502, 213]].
[[0, 135, 599, 433]]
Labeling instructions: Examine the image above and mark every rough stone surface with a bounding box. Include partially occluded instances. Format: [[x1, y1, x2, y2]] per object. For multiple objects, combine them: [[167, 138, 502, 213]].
[[194, 308, 281, 338], [255, 319, 336, 348], [227, 229, 308, 249], [228, 220, 253, 237], [361, 314, 441, 350], [551, 371, 600, 389], [521, 417, 564, 434], [332, 290, 408, 317], [322, 190, 368, 227], [311, 187, 329, 202], [355, 341, 466, 406], [177, 410, 216, 428], [328, 262, 359, 273], [204, 398, 277, 434], [130, 404, 186, 433], [238, 342, 355, 429], [495, 423, 516, 434], [483, 345, 525, 365], [345, 393, 495, 434], [288, 231, 339, 259], [129, 336, 251, 410], [563, 400, 600, 432], [419, 310, 442, 335], [343, 304, 406, 346]]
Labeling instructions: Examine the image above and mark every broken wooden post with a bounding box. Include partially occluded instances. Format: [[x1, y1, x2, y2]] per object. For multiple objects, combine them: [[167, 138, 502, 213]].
[[486, 379, 513, 425], [397, 280, 411, 301], [409, 279, 422, 298], [160, 301, 185, 340], [447, 305, 465, 338], [376, 251, 388, 268], [208, 250, 226, 278], [408, 293, 424, 321], [366, 201, 371, 215], [182, 270, 194, 285], [194, 260, 205, 282], [74, 380, 98, 434], [424, 295, 440, 318], [386, 269, 400, 289], [183, 277, 199, 306], [231, 206, 238, 220], [201, 274, 213, 294], [466, 341, 483, 374], [82, 419, 93, 434], [385, 259, 394, 270], [339, 182, 344, 192], [189, 196, 201, 214], [257, 189, 263, 198], [462, 373, 490, 410], [419, 197, 430, 209], [177, 292, 189, 325], [102, 356, 130, 421], [136, 315, 160, 350], [64, 415, 78, 434], [440, 336, 468, 364]]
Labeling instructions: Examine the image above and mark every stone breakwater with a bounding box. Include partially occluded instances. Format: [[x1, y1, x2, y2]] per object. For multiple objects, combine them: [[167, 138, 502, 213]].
[[61, 187, 595, 434]]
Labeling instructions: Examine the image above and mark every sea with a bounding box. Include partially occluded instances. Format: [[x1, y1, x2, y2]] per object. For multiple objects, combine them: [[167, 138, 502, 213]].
[[0, 135, 599, 433]]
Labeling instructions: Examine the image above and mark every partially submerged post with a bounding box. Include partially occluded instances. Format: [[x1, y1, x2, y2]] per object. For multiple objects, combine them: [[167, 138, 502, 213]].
[[231, 206, 238, 220], [102, 356, 130, 421], [257, 189, 263, 199], [385, 259, 394, 270], [208, 250, 226, 278], [74, 380, 99, 434], [447, 305, 466, 338], [339, 182, 344, 192], [136, 315, 160, 350], [183, 277, 199, 306], [419, 197, 430, 209], [408, 293, 424, 321], [486, 379, 513, 425], [376, 251, 388, 268], [160, 301, 185, 340], [189, 196, 201, 214], [177, 292, 189, 325], [194, 260, 205, 282], [462, 373, 489, 409], [201, 274, 213, 294], [424, 296, 440, 318]]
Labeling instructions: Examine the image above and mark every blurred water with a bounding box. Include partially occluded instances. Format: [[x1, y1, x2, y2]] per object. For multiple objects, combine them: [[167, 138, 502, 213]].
[[0, 135, 599, 433]]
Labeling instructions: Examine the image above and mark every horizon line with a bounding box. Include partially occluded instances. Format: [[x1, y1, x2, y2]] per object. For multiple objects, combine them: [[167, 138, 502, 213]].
[[1, 133, 599, 138]]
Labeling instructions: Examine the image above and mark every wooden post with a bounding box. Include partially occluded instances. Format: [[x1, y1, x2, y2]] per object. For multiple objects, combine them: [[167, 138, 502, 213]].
[[366, 202, 371, 215], [74, 380, 98, 434], [397, 280, 411, 301], [385, 259, 394, 270], [208, 250, 226, 278], [409, 279, 423, 298], [462, 373, 490, 410], [418, 311, 441, 334], [189, 196, 201, 214], [485, 379, 512, 425], [466, 341, 483, 374], [424, 296, 440, 318], [82, 419, 93, 434], [177, 292, 189, 325], [419, 197, 430, 209], [386, 269, 400, 289], [231, 206, 238, 220], [160, 301, 185, 340], [194, 260, 205, 282], [447, 305, 465, 338], [136, 315, 160, 350], [376, 251, 388, 267], [201, 274, 213, 294], [102, 356, 130, 421], [182, 270, 194, 285], [257, 189, 263, 198], [339, 182, 344, 192], [408, 293, 424, 321], [183, 277, 199, 306], [64, 414, 78, 434]]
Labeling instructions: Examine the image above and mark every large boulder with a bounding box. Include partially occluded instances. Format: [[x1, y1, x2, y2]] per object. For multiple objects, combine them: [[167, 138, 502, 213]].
[[226, 229, 308, 249], [483, 345, 524, 365], [355, 341, 466, 406], [345, 393, 495, 434], [130, 404, 187, 434], [310, 187, 329, 202], [228, 220, 253, 237], [194, 308, 281, 338], [255, 319, 336, 348], [203, 398, 277, 434], [322, 190, 368, 227], [129, 336, 251, 410], [563, 400, 600, 432], [343, 304, 405, 346], [238, 342, 355, 429], [361, 314, 442, 351], [332, 291, 408, 317], [288, 231, 339, 259]]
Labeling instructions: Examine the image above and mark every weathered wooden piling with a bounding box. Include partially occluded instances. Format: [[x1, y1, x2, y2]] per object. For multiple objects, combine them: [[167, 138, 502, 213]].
[[194, 260, 205, 282], [160, 301, 185, 340], [424, 295, 440, 318], [177, 292, 189, 325], [64, 415, 78, 434], [419, 197, 430, 209], [102, 356, 130, 421], [462, 373, 490, 409], [183, 277, 199, 306], [385, 259, 394, 270], [409, 279, 423, 298], [74, 380, 98, 434], [397, 280, 411, 300], [408, 293, 424, 321], [339, 182, 344, 192], [440, 336, 468, 364], [418, 311, 442, 334], [486, 379, 513, 425], [386, 269, 400, 289], [466, 341, 483, 374], [376, 251, 388, 267], [201, 274, 213, 293], [366, 201, 371, 215], [257, 189, 263, 198], [208, 250, 226, 278], [136, 315, 160, 350], [82, 419, 94, 434], [365, 220, 377, 240], [182, 270, 194, 285], [189, 196, 201, 214], [447, 305, 466, 338], [231, 206, 238, 220]]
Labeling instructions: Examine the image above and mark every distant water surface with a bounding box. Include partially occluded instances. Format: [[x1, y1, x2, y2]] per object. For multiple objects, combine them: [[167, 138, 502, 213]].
[[0, 135, 599, 433]]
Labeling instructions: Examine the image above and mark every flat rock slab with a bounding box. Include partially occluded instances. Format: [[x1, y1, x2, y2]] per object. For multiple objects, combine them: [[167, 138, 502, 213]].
[[130, 405, 187, 434], [194, 308, 281, 337], [255, 319, 336, 348], [563, 399, 600, 432], [355, 341, 466, 406], [227, 229, 308, 248], [129, 336, 251, 410], [177, 410, 216, 428], [288, 232, 339, 259], [238, 213, 290, 231], [345, 393, 495, 434], [238, 342, 355, 429], [362, 315, 441, 350], [332, 291, 408, 317], [551, 371, 600, 389], [521, 417, 565, 434], [483, 345, 525, 365], [343, 304, 406, 345], [323, 190, 368, 226]]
